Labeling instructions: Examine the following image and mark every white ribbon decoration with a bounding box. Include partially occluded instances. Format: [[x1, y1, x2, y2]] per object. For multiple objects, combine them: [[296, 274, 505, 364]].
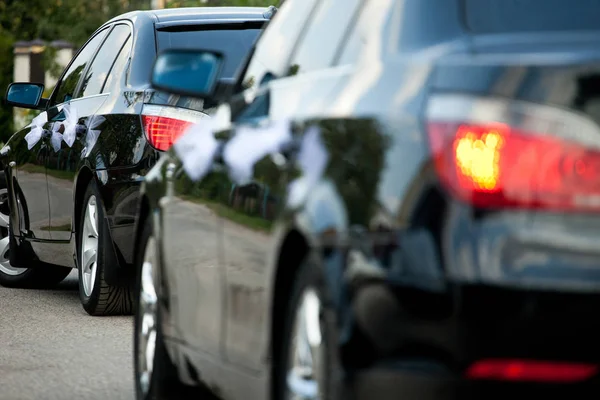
[[84, 115, 106, 157], [62, 103, 79, 147], [173, 119, 220, 182], [223, 119, 292, 185], [24, 111, 48, 150], [286, 125, 329, 208], [50, 122, 63, 152]]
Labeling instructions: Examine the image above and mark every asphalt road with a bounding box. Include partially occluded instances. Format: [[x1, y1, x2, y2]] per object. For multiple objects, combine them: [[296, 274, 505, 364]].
[[0, 270, 135, 400]]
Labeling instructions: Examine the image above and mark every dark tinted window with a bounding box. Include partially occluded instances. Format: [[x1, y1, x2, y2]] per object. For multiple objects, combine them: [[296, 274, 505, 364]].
[[80, 24, 131, 97], [50, 28, 109, 106], [393, 0, 464, 52], [464, 0, 600, 33], [156, 25, 263, 78], [102, 35, 132, 93]]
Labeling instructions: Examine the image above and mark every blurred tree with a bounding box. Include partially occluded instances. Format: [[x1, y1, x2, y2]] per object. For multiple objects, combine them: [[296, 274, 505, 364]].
[[167, 0, 276, 7], [0, 0, 280, 143], [0, 0, 152, 142]]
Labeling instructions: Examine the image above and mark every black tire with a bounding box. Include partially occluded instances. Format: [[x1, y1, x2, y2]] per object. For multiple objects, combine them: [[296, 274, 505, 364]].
[[0, 265, 72, 289], [275, 256, 343, 400], [133, 216, 201, 400], [0, 177, 71, 289], [78, 181, 133, 316]]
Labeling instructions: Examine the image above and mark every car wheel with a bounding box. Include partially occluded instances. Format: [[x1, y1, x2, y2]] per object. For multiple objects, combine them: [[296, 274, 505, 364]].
[[0, 186, 71, 288], [134, 216, 200, 399], [78, 181, 133, 316], [277, 256, 343, 400]]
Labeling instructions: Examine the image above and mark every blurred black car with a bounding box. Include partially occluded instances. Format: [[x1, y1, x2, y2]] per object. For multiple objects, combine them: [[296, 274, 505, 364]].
[[0, 6, 271, 316], [134, 0, 600, 399]]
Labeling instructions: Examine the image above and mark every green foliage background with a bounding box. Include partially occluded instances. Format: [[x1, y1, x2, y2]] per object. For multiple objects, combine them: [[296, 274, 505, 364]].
[[0, 0, 275, 143]]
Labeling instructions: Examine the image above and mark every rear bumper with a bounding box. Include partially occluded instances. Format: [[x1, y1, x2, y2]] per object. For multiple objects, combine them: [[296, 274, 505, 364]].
[[349, 366, 600, 400], [350, 281, 600, 392]]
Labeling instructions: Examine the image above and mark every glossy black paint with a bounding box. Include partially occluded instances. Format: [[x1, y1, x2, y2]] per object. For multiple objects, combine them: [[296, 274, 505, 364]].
[[0, 7, 271, 286], [139, 0, 600, 399]]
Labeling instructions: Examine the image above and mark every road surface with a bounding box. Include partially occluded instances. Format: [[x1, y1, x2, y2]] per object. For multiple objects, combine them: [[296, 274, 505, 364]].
[[0, 270, 134, 400]]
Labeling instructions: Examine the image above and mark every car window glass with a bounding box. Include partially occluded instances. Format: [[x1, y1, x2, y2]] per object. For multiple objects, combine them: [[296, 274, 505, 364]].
[[50, 28, 109, 107], [241, 0, 320, 91], [156, 25, 262, 79], [102, 35, 132, 93], [464, 0, 600, 33], [393, 0, 463, 53], [287, 0, 362, 75], [80, 24, 131, 98]]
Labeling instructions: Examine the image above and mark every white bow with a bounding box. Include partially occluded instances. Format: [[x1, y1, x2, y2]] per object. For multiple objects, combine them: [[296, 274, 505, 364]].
[[286, 125, 329, 208], [223, 119, 292, 185], [84, 115, 106, 157], [50, 121, 64, 152], [173, 118, 219, 182], [24, 111, 48, 150], [62, 103, 79, 147]]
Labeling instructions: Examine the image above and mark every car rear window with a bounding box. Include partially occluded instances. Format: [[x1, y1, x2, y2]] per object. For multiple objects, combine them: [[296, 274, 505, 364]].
[[156, 23, 263, 78], [463, 0, 600, 34]]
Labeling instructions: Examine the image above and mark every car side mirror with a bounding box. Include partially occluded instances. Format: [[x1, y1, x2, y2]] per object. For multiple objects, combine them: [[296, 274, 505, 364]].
[[151, 49, 224, 99], [5, 82, 46, 110]]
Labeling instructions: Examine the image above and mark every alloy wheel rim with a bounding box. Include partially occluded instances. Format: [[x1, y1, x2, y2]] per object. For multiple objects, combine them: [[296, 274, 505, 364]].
[[81, 195, 99, 297], [137, 235, 158, 396], [286, 288, 324, 400], [0, 188, 26, 276]]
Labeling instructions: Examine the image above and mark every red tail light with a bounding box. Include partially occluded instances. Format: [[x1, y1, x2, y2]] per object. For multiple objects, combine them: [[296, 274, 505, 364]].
[[141, 105, 208, 151], [466, 359, 598, 382], [426, 94, 600, 212], [142, 115, 192, 151]]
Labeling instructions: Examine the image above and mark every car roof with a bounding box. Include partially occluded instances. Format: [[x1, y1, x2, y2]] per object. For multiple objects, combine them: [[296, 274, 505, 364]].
[[104, 6, 271, 27]]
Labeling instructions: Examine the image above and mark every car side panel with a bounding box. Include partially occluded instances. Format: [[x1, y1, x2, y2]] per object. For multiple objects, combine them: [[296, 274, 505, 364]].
[[218, 64, 352, 375], [162, 157, 224, 359], [2, 124, 52, 268], [83, 88, 155, 266]]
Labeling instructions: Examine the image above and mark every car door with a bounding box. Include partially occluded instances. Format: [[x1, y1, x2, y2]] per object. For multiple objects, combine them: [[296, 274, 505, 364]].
[[219, 0, 364, 372], [45, 23, 132, 242], [161, 151, 224, 359], [4, 26, 111, 266], [160, 23, 266, 357], [5, 115, 52, 246]]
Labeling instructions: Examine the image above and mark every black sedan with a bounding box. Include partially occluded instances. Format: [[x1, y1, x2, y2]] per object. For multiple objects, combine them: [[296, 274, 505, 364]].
[[133, 0, 600, 399], [0, 6, 272, 316]]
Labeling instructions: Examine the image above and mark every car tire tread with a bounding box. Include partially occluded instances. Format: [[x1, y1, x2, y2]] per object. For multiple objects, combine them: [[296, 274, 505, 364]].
[[78, 181, 133, 316]]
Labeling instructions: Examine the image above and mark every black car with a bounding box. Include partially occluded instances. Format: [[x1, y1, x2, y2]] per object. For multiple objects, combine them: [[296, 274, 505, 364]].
[[0, 6, 272, 316], [134, 0, 600, 399]]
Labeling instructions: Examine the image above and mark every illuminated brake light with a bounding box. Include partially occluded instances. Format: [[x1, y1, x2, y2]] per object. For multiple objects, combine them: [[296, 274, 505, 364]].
[[141, 104, 208, 151], [454, 124, 505, 192], [466, 359, 598, 382], [142, 115, 191, 151], [426, 94, 600, 212]]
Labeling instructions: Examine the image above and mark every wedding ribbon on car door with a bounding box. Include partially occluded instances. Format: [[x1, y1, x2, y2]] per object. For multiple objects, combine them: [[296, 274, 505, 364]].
[[222, 118, 293, 185], [50, 119, 64, 152], [286, 125, 329, 208], [62, 103, 79, 147], [83, 115, 106, 157], [173, 118, 220, 181], [24, 111, 48, 150]]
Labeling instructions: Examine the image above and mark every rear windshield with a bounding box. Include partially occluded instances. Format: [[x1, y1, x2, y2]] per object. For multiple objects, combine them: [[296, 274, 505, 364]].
[[156, 24, 263, 78], [463, 0, 600, 34]]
